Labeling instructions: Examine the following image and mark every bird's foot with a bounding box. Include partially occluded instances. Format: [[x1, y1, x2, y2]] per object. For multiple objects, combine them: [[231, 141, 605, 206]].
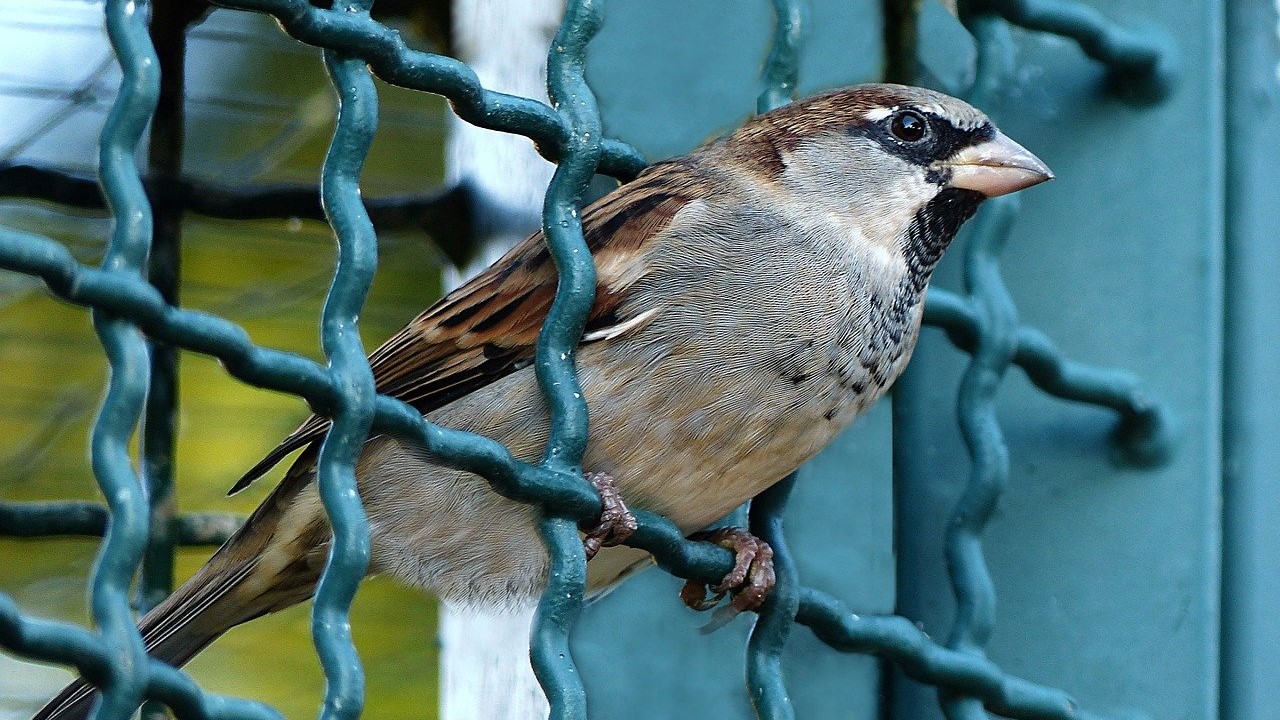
[[680, 527, 775, 613], [580, 471, 638, 560]]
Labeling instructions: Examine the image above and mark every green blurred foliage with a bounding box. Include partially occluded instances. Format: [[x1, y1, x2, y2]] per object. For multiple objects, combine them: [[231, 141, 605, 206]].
[[1, 6, 450, 718]]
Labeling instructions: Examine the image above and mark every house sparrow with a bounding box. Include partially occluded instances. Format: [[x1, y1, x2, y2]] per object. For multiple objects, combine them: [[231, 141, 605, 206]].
[[36, 83, 1050, 720]]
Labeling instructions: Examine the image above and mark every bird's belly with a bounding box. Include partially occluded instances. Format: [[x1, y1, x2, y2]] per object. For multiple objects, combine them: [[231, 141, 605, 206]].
[[356, 342, 884, 606], [589, 390, 856, 533], [578, 337, 893, 531], [356, 436, 548, 607]]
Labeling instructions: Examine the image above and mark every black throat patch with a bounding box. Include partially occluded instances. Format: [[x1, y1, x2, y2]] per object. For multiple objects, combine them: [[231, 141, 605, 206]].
[[902, 187, 985, 293]]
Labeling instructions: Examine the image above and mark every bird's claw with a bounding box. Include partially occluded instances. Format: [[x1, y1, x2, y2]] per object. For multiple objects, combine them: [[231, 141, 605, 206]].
[[580, 471, 637, 560], [679, 527, 775, 613]]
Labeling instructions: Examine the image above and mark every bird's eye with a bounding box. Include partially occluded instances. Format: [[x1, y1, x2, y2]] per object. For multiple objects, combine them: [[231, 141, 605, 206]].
[[889, 110, 928, 143]]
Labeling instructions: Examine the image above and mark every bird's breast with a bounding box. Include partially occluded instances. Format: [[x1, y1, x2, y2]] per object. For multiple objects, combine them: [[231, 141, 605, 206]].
[[579, 265, 925, 532]]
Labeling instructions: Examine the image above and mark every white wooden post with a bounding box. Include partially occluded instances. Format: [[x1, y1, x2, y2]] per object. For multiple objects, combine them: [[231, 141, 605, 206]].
[[443, 0, 560, 287], [440, 1, 561, 719]]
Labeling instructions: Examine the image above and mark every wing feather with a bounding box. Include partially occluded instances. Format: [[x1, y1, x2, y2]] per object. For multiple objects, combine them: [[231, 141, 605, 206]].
[[230, 160, 701, 494]]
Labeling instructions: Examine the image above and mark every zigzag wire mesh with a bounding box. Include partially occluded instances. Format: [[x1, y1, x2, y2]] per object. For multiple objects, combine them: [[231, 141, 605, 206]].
[[0, 0, 1178, 718]]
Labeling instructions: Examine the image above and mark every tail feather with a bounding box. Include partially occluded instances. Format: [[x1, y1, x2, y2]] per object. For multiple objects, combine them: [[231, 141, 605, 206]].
[[33, 456, 326, 720], [32, 556, 273, 720]]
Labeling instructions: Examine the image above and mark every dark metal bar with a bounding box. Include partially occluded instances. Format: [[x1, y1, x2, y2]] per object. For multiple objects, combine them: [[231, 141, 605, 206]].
[[882, 0, 921, 84], [137, 0, 206, 624], [0, 500, 242, 546], [0, 164, 480, 268]]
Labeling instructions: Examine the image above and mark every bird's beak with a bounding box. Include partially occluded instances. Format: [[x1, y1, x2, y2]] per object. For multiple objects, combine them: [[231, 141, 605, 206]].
[[941, 131, 1054, 197]]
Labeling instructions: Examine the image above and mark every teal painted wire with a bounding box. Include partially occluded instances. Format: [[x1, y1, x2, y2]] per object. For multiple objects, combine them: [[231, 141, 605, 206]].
[[940, 196, 1021, 720], [87, 1, 161, 717], [948, 196, 1020, 652], [923, 292, 1177, 466], [746, 474, 800, 720], [0, 595, 283, 720], [963, 10, 1015, 107], [967, 0, 1177, 102], [935, 12, 1025, 720], [85, 310, 151, 720], [528, 1, 608, 716], [757, 0, 804, 114], [937, 11, 1109, 720], [310, 5, 381, 717], [212, 0, 646, 180], [532, 516, 590, 719], [795, 588, 1122, 720], [535, 0, 604, 477]]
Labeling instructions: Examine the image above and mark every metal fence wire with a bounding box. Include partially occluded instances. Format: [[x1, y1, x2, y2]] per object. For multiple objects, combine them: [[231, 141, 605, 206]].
[[0, 1, 1179, 719]]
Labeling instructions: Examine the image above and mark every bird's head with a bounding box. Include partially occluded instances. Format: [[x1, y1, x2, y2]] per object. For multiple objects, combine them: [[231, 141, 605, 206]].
[[721, 83, 1051, 274]]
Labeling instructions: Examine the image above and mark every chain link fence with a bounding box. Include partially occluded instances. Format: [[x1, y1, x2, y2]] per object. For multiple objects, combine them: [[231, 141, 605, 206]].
[[0, 1, 1177, 718]]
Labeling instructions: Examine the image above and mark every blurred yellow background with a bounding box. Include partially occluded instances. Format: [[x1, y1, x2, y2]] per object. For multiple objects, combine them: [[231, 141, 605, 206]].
[[1, 4, 452, 718]]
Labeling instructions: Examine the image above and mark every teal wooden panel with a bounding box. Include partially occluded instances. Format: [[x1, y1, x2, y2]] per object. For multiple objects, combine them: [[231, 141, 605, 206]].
[[1222, 1, 1280, 718], [893, 2, 1223, 719], [574, 1, 892, 717]]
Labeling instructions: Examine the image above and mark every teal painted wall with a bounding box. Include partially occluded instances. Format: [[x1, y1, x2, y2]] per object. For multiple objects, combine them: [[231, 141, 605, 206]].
[[895, 1, 1224, 719], [578, 1, 1236, 719]]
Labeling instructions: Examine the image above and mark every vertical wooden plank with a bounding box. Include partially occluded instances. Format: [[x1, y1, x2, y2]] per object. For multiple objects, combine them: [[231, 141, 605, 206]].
[[439, 2, 560, 718], [1222, 1, 1280, 718]]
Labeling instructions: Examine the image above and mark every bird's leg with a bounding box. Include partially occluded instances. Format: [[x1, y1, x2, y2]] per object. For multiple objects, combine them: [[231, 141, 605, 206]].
[[580, 471, 638, 560], [679, 527, 776, 612]]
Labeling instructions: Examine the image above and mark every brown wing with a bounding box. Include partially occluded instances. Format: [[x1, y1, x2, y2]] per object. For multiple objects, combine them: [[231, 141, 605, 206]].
[[230, 160, 703, 494]]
